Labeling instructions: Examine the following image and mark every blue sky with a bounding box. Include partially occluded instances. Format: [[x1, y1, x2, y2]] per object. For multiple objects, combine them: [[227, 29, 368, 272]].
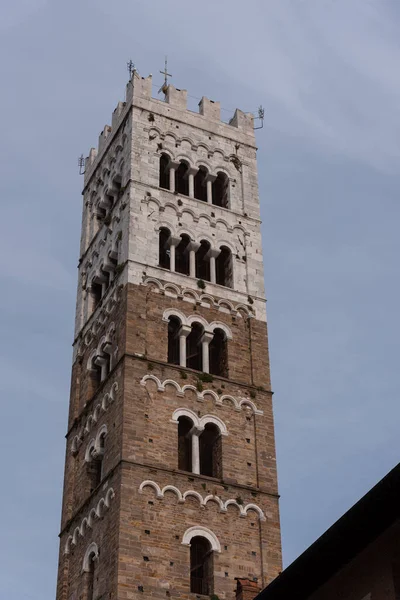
[[1, 1, 399, 598]]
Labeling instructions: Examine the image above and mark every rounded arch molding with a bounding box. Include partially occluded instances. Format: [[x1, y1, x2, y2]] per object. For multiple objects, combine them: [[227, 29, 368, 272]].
[[182, 525, 221, 553]]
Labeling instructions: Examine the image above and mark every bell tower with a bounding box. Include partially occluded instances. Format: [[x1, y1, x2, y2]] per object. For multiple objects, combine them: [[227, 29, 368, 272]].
[[56, 68, 282, 600]]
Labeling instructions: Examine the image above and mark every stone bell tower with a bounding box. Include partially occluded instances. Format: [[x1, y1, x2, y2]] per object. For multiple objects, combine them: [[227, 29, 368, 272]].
[[56, 67, 282, 600]]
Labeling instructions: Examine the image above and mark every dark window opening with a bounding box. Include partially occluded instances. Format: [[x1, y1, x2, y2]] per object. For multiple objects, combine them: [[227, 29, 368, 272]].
[[88, 453, 102, 491], [159, 154, 170, 190], [159, 227, 171, 269], [168, 317, 181, 365], [86, 553, 96, 600], [112, 175, 122, 197], [186, 323, 204, 371], [209, 328, 228, 377], [178, 416, 193, 472], [190, 536, 213, 595], [194, 167, 208, 202], [196, 240, 211, 282], [101, 268, 110, 290], [175, 234, 190, 275], [175, 161, 189, 196], [199, 423, 222, 478], [212, 172, 229, 208], [91, 282, 102, 309], [216, 246, 233, 288]]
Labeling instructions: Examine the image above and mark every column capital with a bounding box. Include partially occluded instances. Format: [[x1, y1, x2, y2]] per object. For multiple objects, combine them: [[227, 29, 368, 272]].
[[167, 235, 181, 248], [201, 331, 215, 345], [206, 248, 221, 260], [190, 425, 205, 437], [187, 166, 199, 176], [205, 173, 217, 183], [178, 324, 192, 338], [168, 160, 180, 171], [187, 241, 201, 253]]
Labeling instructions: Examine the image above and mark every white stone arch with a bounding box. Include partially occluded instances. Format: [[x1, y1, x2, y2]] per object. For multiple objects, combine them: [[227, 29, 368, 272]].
[[88, 508, 98, 528], [158, 146, 175, 161], [175, 153, 193, 167], [200, 389, 220, 404], [171, 407, 199, 427], [105, 487, 115, 507], [176, 227, 195, 242], [244, 503, 266, 521], [82, 542, 99, 573], [139, 480, 162, 498], [204, 495, 224, 511], [215, 239, 236, 255], [213, 165, 231, 179], [140, 374, 164, 391], [208, 321, 233, 340], [96, 497, 106, 517], [163, 379, 183, 395], [199, 414, 228, 436], [72, 526, 81, 545], [186, 314, 209, 330], [214, 219, 230, 232], [217, 299, 234, 312], [161, 485, 184, 503], [163, 201, 180, 216], [148, 126, 162, 138], [64, 535, 73, 555], [164, 130, 179, 143], [180, 135, 196, 148], [196, 234, 214, 248], [181, 526, 221, 553], [162, 308, 187, 325], [239, 398, 263, 415], [224, 499, 243, 516], [181, 288, 200, 303], [87, 349, 97, 371], [143, 276, 163, 291], [95, 424, 108, 453], [220, 395, 240, 410], [196, 213, 213, 227], [80, 517, 90, 537], [183, 490, 204, 505], [199, 293, 216, 306], [180, 208, 198, 222], [163, 282, 181, 296], [181, 384, 199, 396], [157, 221, 176, 236], [85, 438, 96, 463]]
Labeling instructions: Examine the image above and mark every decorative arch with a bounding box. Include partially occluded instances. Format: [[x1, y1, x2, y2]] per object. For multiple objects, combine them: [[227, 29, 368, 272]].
[[208, 321, 233, 340], [82, 542, 99, 573], [199, 414, 228, 436], [171, 407, 199, 427], [162, 308, 188, 325], [139, 480, 162, 497], [182, 526, 221, 553]]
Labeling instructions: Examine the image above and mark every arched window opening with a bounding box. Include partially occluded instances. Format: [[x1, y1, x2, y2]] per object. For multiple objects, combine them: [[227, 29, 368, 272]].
[[212, 172, 229, 208], [196, 240, 211, 282], [190, 536, 213, 595], [178, 416, 193, 472], [88, 449, 102, 492], [88, 356, 102, 399], [101, 268, 110, 291], [85, 551, 96, 600], [199, 423, 222, 478], [112, 174, 122, 198], [175, 234, 190, 275], [209, 328, 228, 378], [194, 167, 208, 202], [159, 227, 171, 269], [91, 282, 102, 309], [187, 323, 204, 371], [159, 154, 170, 189], [175, 161, 189, 196], [216, 246, 233, 288], [168, 317, 181, 365]]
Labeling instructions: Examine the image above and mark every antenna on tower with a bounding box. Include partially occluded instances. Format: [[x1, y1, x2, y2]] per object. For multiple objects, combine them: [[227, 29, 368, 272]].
[[254, 105, 265, 130], [158, 56, 172, 96], [78, 154, 85, 175], [127, 59, 136, 79]]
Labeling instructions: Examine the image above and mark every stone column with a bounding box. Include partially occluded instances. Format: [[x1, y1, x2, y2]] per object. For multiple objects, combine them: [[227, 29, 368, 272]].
[[187, 167, 198, 198], [191, 427, 204, 475], [187, 241, 200, 278], [205, 174, 216, 204], [168, 161, 179, 193], [207, 248, 221, 284], [201, 332, 214, 373], [167, 236, 181, 272], [178, 325, 191, 367]]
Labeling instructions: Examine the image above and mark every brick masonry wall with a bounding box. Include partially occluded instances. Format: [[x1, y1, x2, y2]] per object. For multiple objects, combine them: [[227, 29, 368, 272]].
[[57, 280, 282, 600]]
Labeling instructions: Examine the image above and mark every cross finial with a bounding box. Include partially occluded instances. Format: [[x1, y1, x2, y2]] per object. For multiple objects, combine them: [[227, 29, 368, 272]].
[[127, 59, 136, 79], [158, 56, 172, 96]]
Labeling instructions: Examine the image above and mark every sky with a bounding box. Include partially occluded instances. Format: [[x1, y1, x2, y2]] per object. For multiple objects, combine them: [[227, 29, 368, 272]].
[[0, 0, 399, 598]]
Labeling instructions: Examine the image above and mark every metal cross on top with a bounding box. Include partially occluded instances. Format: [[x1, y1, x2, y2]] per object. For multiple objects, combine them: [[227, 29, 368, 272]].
[[158, 56, 172, 96]]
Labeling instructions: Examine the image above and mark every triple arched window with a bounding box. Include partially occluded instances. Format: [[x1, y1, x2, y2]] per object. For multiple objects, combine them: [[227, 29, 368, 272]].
[[165, 312, 230, 376], [159, 228, 233, 288], [159, 154, 230, 208]]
